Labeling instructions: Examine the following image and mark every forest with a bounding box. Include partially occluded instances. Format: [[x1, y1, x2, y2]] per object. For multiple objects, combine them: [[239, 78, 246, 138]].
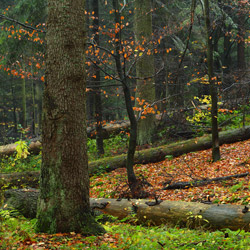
[[0, 0, 250, 249]]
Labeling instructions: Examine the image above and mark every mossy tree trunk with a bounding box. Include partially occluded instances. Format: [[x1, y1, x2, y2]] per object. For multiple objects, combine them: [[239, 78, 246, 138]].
[[204, 0, 220, 162], [36, 0, 104, 234], [134, 0, 156, 145]]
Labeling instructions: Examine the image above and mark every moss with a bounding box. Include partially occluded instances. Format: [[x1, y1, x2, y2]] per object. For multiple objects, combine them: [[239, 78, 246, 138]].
[[36, 209, 105, 234]]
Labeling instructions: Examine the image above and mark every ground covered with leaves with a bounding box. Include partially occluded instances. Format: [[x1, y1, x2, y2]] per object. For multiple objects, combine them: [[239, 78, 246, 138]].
[[1, 138, 250, 249], [1, 215, 250, 249], [90, 139, 250, 205]]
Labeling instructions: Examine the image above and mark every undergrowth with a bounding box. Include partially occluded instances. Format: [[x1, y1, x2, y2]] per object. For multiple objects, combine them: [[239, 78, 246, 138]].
[[0, 212, 250, 249]]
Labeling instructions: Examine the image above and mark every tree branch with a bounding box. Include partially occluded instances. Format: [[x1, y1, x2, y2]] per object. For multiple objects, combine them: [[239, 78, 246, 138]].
[[0, 14, 46, 33]]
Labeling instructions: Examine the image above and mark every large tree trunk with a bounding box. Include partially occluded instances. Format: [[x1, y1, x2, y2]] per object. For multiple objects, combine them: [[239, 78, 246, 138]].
[[134, 0, 156, 145], [36, 0, 104, 234], [3, 189, 250, 231], [2, 126, 250, 190]]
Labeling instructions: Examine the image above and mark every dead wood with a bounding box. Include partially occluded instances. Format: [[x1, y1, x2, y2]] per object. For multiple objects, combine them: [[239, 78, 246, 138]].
[[2, 189, 250, 231], [163, 172, 249, 190], [1, 126, 250, 189]]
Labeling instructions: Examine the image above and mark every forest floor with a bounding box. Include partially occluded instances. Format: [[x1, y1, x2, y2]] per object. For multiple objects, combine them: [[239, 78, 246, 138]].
[[90, 138, 250, 205], [1, 137, 250, 249]]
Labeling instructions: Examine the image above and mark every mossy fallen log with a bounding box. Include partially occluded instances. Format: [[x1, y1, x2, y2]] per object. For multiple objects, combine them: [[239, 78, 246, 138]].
[[1, 126, 250, 189], [2, 189, 250, 231], [0, 171, 40, 190]]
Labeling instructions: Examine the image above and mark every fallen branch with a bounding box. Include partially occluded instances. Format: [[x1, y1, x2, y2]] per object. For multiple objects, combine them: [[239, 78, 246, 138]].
[[163, 172, 249, 190]]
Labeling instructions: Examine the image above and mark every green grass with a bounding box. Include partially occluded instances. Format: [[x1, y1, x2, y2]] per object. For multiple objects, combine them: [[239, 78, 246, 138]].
[[0, 154, 41, 174], [0, 212, 250, 249], [87, 134, 128, 161]]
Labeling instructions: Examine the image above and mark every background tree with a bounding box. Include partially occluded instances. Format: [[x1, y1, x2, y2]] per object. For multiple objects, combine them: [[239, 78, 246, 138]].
[[204, 0, 220, 161], [91, 0, 104, 156], [134, 0, 156, 145], [36, 0, 104, 234]]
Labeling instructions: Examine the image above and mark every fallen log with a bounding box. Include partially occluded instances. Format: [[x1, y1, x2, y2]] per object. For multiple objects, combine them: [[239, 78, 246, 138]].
[[0, 140, 42, 157], [163, 172, 249, 190], [87, 120, 130, 139], [1, 126, 250, 189], [0, 171, 40, 190], [0, 121, 130, 157], [2, 189, 250, 231]]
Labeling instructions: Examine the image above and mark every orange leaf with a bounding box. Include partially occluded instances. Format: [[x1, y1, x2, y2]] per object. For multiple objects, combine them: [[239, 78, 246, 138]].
[[36, 63, 41, 69]]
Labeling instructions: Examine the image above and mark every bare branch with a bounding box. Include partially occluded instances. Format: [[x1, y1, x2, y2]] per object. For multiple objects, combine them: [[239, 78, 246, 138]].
[[87, 57, 122, 83], [128, 63, 165, 80], [87, 84, 122, 88]]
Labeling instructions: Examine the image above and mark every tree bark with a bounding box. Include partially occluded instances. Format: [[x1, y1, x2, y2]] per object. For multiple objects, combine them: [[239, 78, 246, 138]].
[[2, 126, 250, 190], [3, 189, 250, 231], [36, 0, 104, 234]]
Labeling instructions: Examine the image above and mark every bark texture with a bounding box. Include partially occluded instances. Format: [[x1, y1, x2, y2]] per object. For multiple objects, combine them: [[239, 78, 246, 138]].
[[3, 189, 250, 231], [36, 0, 104, 234], [134, 0, 156, 145]]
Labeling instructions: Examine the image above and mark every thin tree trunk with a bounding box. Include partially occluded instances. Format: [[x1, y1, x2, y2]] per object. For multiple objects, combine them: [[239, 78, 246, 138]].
[[11, 79, 18, 136], [21, 77, 27, 129], [35, 81, 43, 135], [31, 76, 36, 136], [237, 2, 246, 71], [112, 0, 138, 192], [204, 0, 220, 162], [92, 0, 104, 156]]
